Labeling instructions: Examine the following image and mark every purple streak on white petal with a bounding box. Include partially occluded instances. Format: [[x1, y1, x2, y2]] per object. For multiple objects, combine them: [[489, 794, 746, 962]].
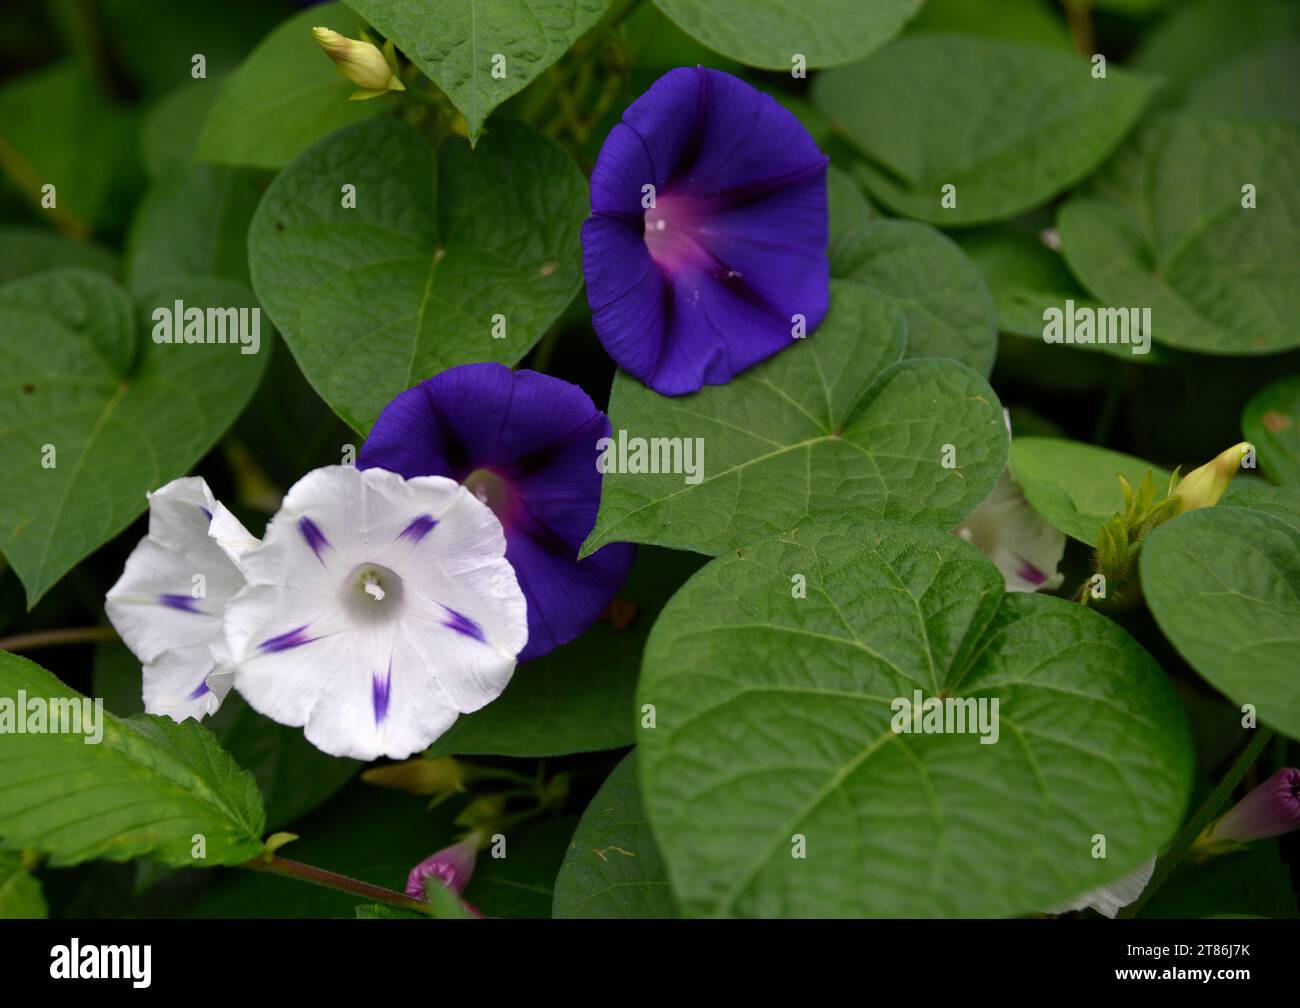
[[187, 679, 212, 700], [443, 606, 486, 642], [298, 516, 330, 559], [158, 593, 204, 613], [398, 514, 438, 543], [373, 660, 392, 726], [259, 624, 319, 653], [1016, 560, 1048, 586]]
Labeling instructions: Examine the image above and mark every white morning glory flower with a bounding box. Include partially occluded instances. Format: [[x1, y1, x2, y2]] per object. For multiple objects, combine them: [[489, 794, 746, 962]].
[[955, 470, 1066, 593], [955, 412, 1065, 593], [1044, 854, 1156, 918], [105, 476, 259, 722], [223, 465, 528, 761]]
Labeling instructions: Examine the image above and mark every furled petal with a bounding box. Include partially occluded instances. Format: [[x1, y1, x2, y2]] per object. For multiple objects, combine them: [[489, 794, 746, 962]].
[[955, 471, 1065, 593], [226, 465, 527, 760], [1044, 855, 1156, 918], [406, 833, 480, 898], [359, 364, 635, 661], [583, 66, 829, 395], [105, 477, 255, 721], [142, 641, 232, 722], [1208, 767, 1300, 843]]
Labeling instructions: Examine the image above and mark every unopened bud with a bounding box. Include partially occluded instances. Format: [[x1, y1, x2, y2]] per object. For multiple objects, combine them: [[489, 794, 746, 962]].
[[1173, 442, 1253, 513], [361, 756, 466, 797], [312, 27, 405, 99]]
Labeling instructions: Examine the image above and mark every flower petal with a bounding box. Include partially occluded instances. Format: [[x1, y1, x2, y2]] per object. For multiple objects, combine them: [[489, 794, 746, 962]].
[[228, 465, 526, 760], [360, 366, 634, 660], [141, 641, 230, 723], [105, 476, 252, 722], [955, 472, 1065, 594], [1045, 855, 1156, 918]]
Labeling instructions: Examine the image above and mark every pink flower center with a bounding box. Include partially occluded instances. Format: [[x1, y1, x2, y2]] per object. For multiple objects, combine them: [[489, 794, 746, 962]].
[[644, 194, 705, 272]]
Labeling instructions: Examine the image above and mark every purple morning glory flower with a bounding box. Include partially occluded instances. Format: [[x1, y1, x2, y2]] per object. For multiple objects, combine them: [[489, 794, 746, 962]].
[[360, 363, 635, 661], [582, 66, 830, 396]]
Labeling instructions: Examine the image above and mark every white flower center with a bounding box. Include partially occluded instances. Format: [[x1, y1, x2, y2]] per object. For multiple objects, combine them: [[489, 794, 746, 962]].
[[343, 563, 403, 623]]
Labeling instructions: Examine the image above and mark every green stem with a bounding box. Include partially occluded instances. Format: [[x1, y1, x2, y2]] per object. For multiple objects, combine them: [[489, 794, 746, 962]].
[[1064, 0, 1095, 57], [1121, 728, 1275, 918], [0, 625, 117, 653], [239, 855, 431, 916]]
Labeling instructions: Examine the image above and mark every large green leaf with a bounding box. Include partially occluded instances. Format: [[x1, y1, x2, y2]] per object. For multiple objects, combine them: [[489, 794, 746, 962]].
[[427, 547, 704, 757], [552, 752, 677, 918], [1010, 438, 1171, 546], [582, 281, 1008, 558], [0, 651, 265, 867], [348, 0, 611, 141], [1243, 375, 1300, 486], [1142, 506, 1300, 741], [196, 3, 389, 170], [249, 117, 585, 433], [831, 219, 997, 374], [652, 0, 920, 70], [813, 35, 1152, 226], [94, 640, 358, 832], [1222, 483, 1300, 533], [638, 521, 1193, 917], [125, 163, 263, 299], [1058, 114, 1300, 355], [0, 270, 268, 606]]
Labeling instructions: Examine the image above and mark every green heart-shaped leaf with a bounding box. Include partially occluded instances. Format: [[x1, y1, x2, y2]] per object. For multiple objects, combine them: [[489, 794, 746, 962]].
[[552, 752, 677, 918], [831, 219, 997, 373], [639, 520, 1192, 916], [582, 281, 1008, 558], [0, 270, 268, 606], [1059, 114, 1300, 355], [348, 0, 611, 141], [249, 117, 585, 433], [814, 35, 1152, 226], [1223, 483, 1300, 533], [1142, 505, 1300, 741], [0, 651, 265, 867], [1011, 437, 1170, 545]]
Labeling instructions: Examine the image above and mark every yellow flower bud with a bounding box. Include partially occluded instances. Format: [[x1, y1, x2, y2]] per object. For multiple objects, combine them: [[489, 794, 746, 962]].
[[1173, 442, 1254, 513], [312, 26, 405, 99], [361, 756, 465, 796]]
